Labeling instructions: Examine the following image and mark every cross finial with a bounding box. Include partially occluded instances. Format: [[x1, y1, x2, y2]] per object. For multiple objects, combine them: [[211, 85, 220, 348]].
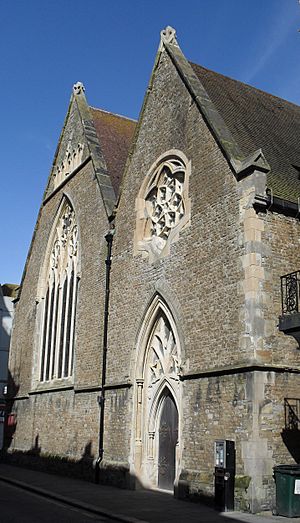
[[160, 26, 177, 45], [73, 82, 85, 96]]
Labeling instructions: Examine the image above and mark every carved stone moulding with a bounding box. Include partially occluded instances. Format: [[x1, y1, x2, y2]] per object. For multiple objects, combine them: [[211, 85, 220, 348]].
[[134, 151, 191, 262]]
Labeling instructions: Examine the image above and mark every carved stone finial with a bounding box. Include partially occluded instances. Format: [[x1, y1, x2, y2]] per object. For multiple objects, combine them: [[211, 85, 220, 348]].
[[73, 82, 85, 96], [160, 26, 177, 45]]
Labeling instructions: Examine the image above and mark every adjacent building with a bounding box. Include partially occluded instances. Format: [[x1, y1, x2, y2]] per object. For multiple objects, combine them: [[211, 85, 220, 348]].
[[0, 283, 18, 449]]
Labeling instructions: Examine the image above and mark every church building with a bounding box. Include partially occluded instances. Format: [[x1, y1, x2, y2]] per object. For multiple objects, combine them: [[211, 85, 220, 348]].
[[7, 27, 300, 513]]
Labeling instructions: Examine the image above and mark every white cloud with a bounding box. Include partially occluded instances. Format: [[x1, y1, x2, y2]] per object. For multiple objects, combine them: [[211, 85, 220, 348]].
[[243, 2, 298, 83]]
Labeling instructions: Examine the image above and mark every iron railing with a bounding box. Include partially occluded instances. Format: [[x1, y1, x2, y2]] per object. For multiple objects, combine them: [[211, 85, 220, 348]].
[[281, 271, 300, 315], [284, 398, 300, 430]]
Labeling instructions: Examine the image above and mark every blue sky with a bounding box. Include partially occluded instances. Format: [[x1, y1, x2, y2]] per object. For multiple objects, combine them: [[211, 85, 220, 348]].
[[1, 0, 300, 284]]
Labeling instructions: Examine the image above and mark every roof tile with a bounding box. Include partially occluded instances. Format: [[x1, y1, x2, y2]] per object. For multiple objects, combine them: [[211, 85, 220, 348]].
[[190, 62, 300, 202], [90, 108, 136, 197]]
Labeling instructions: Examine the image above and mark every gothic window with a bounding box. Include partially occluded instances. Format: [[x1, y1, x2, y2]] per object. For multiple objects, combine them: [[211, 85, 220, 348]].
[[39, 200, 79, 382], [135, 151, 190, 262]]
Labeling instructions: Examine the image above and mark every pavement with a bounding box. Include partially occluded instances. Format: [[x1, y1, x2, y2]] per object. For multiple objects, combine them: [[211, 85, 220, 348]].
[[0, 464, 299, 523]]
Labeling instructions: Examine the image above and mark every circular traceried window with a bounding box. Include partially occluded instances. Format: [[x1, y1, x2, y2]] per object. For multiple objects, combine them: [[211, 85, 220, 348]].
[[135, 151, 190, 261]]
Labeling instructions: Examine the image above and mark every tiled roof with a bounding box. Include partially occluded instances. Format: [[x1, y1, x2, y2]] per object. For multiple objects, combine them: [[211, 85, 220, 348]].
[[190, 62, 300, 203], [90, 108, 136, 196]]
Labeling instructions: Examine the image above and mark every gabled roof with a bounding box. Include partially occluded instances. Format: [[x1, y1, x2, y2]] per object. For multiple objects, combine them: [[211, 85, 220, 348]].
[[190, 63, 300, 203], [18, 88, 136, 303], [90, 108, 136, 196], [43, 83, 136, 217], [159, 26, 300, 204]]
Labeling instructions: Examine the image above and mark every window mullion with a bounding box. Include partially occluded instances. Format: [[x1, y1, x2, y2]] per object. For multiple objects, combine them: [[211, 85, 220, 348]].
[[43, 280, 53, 381], [45, 280, 55, 380], [70, 276, 79, 374], [68, 268, 77, 376], [54, 279, 64, 379], [61, 269, 71, 377], [51, 283, 60, 379], [49, 277, 58, 379], [64, 268, 74, 377], [39, 287, 49, 381]]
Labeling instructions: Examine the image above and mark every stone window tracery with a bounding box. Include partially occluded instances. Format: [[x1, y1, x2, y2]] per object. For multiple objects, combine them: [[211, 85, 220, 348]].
[[135, 152, 190, 262], [54, 143, 84, 189], [147, 314, 180, 394], [39, 200, 79, 382]]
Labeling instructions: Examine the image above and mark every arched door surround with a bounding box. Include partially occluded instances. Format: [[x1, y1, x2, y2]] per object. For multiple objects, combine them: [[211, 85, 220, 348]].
[[132, 295, 182, 491]]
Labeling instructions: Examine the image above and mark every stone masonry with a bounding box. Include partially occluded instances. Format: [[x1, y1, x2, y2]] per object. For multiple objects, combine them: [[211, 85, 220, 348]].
[[7, 27, 300, 513]]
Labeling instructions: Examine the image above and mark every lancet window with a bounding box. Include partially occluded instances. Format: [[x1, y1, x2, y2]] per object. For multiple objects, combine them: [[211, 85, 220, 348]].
[[39, 200, 79, 382]]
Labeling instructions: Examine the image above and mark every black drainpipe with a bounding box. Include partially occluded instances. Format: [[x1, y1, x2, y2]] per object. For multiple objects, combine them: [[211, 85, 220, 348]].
[[95, 227, 114, 484]]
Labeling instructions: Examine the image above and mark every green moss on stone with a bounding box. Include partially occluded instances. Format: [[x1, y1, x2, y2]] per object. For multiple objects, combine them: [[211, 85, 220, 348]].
[[235, 475, 251, 490]]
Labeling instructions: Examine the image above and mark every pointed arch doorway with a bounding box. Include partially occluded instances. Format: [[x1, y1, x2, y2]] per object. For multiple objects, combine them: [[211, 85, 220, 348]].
[[133, 297, 182, 492], [158, 392, 178, 490]]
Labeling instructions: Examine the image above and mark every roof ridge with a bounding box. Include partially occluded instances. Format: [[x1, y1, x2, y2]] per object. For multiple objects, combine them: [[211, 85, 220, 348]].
[[90, 106, 137, 123], [189, 61, 300, 110]]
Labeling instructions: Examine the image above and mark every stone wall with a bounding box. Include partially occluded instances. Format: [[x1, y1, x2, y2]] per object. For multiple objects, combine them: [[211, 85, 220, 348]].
[[8, 99, 109, 462], [105, 47, 246, 492], [108, 49, 244, 382], [7, 42, 300, 514], [179, 369, 300, 511], [263, 211, 300, 361], [104, 47, 300, 511]]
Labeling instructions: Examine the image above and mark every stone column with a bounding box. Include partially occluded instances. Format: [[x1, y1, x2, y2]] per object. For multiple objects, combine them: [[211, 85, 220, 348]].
[[148, 431, 155, 459], [135, 379, 144, 472]]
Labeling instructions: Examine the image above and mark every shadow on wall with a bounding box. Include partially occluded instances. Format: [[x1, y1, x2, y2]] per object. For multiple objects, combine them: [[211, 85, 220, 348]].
[[0, 425, 258, 519], [1, 438, 97, 482], [0, 435, 254, 517], [0, 452, 262, 523], [1, 437, 135, 489], [281, 429, 300, 463]]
